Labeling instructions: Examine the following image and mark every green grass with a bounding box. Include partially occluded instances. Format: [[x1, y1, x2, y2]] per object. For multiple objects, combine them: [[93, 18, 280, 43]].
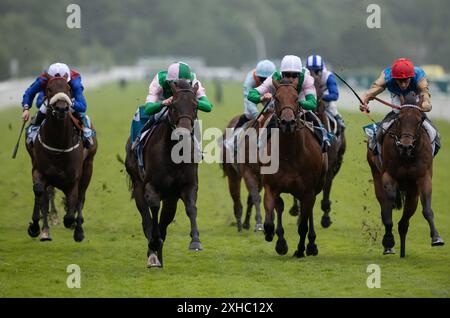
[[0, 81, 449, 297]]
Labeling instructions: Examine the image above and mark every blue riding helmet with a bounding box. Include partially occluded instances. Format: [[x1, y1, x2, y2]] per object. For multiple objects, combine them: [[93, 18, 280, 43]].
[[255, 60, 276, 78], [306, 55, 325, 71]]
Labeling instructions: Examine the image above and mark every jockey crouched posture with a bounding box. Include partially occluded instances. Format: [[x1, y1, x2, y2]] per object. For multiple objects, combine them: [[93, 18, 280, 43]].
[[306, 54, 345, 132], [130, 62, 213, 147], [21, 62, 94, 148], [360, 58, 441, 156], [246, 55, 330, 151]]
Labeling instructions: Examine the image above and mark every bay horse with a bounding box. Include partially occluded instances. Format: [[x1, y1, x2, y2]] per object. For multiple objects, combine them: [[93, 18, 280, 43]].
[[26, 77, 97, 242], [221, 115, 264, 232], [125, 79, 202, 268], [263, 78, 327, 257], [367, 98, 445, 257], [288, 78, 346, 228]]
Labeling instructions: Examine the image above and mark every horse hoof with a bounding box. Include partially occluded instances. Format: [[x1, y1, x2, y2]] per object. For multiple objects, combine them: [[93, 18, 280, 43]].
[[39, 230, 52, 242], [63, 215, 75, 229], [306, 243, 318, 256], [293, 250, 305, 258], [254, 223, 264, 232], [264, 233, 274, 242], [275, 239, 288, 255], [189, 241, 203, 251], [431, 237, 445, 246], [147, 253, 162, 268], [242, 221, 250, 230], [27, 223, 40, 238], [321, 216, 332, 228], [383, 247, 396, 255], [73, 229, 85, 242], [288, 206, 299, 217]]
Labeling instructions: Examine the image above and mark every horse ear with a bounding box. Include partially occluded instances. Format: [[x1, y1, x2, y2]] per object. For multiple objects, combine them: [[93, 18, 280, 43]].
[[170, 81, 177, 95], [273, 79, 280, 89], [193, 82, 199, 94]]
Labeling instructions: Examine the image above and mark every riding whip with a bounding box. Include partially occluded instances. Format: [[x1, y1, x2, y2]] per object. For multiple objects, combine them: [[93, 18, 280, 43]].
[[12, 120, 27, 159]]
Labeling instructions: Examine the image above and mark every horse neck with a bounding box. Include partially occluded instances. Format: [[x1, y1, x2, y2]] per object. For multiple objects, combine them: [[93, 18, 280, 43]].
[[278, 128, 305, 158], [40, 113, 76, 148]]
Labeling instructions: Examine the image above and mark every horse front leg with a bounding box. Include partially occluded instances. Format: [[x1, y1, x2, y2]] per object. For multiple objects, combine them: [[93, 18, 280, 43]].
[[274, 196, 288, 255], [381, 172, 397, 255], [320, 169, 333, 228], [263, 186, 276, 242], [226, 170, 243, 231], [144, 182, 163, 267], [63, 186, 78, 230], [28, 170, 43, 238], [288, 196, 300, 216], [181, 186, 202, 251], [295, 194, 315, 258], [243, 169, 263, 232], [48, 186, 59, 226], [39, 189, 51, 241], [419, 174, 444, 247], [398, 188, 419, 257]]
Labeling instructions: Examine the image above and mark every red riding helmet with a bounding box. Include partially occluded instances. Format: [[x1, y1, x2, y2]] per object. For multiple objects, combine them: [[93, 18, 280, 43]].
[[392, 58, 415, 79]]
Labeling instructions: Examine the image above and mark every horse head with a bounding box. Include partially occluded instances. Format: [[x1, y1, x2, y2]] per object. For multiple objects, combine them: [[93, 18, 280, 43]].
[[273, 78, 299, 133], [394, 93, 425, 159], [46, 77, 72, 120], [169, 79, 198, 141]]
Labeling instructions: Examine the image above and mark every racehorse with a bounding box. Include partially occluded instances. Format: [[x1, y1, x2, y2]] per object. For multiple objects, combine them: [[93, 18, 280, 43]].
[[221, 115, 265, 232], [262, 78, 327, 257], [125, 79, 202, 267], [288, 78, 346, 228], [26, 77, 97, 242], [367, 97, 444, 257]]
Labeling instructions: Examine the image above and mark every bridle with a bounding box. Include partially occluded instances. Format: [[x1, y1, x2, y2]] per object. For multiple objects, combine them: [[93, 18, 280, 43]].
[[37, 77, 80, 153], [167, 88, 198, 131], [274, 83, 299, 125], [389, 104, 425, 152]]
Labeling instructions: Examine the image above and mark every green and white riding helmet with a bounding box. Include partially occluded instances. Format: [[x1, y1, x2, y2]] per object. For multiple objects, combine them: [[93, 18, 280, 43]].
[[166, 62, 194, 84]]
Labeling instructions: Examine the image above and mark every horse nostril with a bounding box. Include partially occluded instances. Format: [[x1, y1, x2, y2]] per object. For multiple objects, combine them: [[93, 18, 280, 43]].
[[281, 119, 287, 126]]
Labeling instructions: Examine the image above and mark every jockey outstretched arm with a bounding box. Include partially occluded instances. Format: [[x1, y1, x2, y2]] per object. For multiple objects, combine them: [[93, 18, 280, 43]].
[[22, 72, 87, 113], [361, 69, 431, 112], [22, 76, 45, 109], [247, 70, 317, 111]]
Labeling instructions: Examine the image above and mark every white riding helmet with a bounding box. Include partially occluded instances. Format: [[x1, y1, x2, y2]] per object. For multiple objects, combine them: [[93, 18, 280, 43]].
[[280, 55, 302, 73], [47, 62, 71, 82], [255, 60, 276, 78]]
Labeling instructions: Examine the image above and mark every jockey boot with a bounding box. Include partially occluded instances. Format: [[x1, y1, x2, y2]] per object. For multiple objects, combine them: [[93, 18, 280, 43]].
[[79, 113, 94, 149], [335, 113, 346, 130]]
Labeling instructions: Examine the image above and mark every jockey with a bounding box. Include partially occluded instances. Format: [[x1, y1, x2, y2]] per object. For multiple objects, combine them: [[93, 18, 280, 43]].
[[306, 54, 345, 130], [21, 62, 94, 148], [247, 55, 317, 123], [360, 57, 440, 156], [236, 59, 276, 128], [246, 55, 329, 151], [130, 62, 213, 145]]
